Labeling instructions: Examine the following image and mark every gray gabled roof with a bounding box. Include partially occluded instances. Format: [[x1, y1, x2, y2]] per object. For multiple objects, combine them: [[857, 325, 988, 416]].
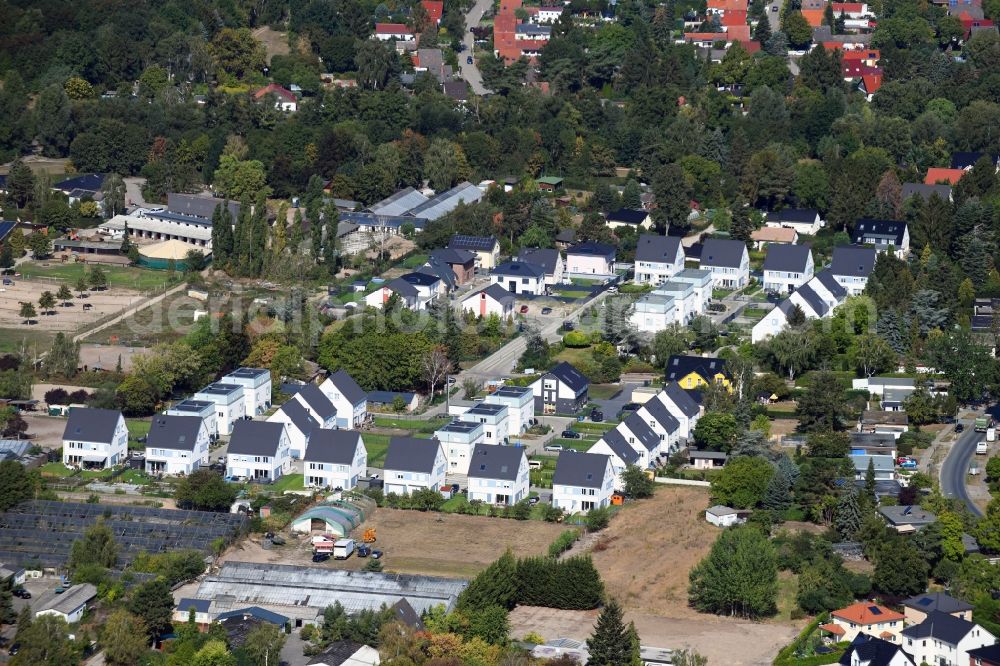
[[327, 370, 367, 405], [228, 420, 286, 457], [639, 396, 680, 434], [176, 597, 211, 614], [795, 283, 828, 317], [664, 382, 700, 418], [491, 261, 545, 279], [606, 208, 649, 225], [552, 451, 610, 489], [467, 444, 525, 481], [419, 258, 456, 290], [147, 415, 203, 452], [279, 399, 319, 436], [296, 384, 337, 421], [622, 413, 661, 452], [763, 244, 811, 272], [902, 592, 973, 615], [814, 269, 847, 300], [767, 208, 819, 224], [383, 437, 442, 474], [369, 187, 429, 217], [473, 284, 515, 307], [635, 234, 682, 264], [63, 407, 123, 443], [830, 245, 877, 277], [384, 277, 421, 298], [430, 247, 476, 266], [902, 183, 951, 202], [167, 193, 240, 220], [665, 355, 728, 383], [406, 182, 483, 220], [900, 610, 977, 644], [566, 241, 615, 258], [546, 361, 589, 393], [598, 429, 641, 465], [304, 430, 363, 465], [852, 219, 907, 246], [700, 238, 747, 268], [517, 247, 561, 275]]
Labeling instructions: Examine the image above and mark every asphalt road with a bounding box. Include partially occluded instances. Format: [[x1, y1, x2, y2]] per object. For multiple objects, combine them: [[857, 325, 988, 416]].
[[940, 421, 984, 517], [460, 0, 492, 95]]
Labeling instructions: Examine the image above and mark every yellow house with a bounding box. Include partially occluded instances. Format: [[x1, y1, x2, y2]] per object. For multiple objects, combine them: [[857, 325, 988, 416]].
[[665, 355, 732, 393]]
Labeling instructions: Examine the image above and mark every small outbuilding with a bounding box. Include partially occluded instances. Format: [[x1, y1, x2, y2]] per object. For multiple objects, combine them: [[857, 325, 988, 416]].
[[705, 505, 746, 527]]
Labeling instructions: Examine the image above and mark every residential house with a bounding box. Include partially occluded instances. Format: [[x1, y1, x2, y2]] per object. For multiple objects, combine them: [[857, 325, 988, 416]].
[[630, 292, 677, 333], [852, 220, 910, 257], [459, 403, 510, 445], [144, 415, 210, 475], [901, 592, 973, 625], [762, 244, 814, 294], [490, 261, 546, 296], [657, 382, 701, 440], [461, 284, 516, 320], [665, 355, 730, 391], [551, 451, 615, 513], [635, 394, 681, 453], [705, 505, 746, 528], [901, 183, 952, 203], [968, 645, 1000, 666], [417, 256, 458, 294], [820, 602, 905, 644], [319, 370, 368, 430], [565, 242, 616, 276], [374, 23, 414, 40], [518, 247, 564, 285], [605, 208, 653, 231], [765, 208, 825, 235], [364, 278, 423, 310], [448, 235, 500, 270], [900, 611, 994, 665], [34, 583, 98, 624], [307, 642, 381, 666], [466, 444, 529, 505], [61, 407, 128, 470], [879, 505, 936, 533], [221, 367, 272, 417], [483, 385, 534, 435], [536, 176, 563, 191], [289, 384, 338, 430], [415, 48, 449, 83], [193, 383, 247, 435], [165, 399, 218, 440], [634, 234, 685, 286], [367, 390, 419, 413], [700, 238, 750, 289], [253, 84, 297, 112], [303, 430, 367, 490], [529, 361, 590, 414], [266, 400, 319, 460], [859, 410, 908, 439], [226, 421, 292, 482], [830, 245, 877, 296], [837, 635, 914, 666], [429, 248, 476, 285], [382, 437, 447, 495], [924, 167, 966, 186], [860, 72, 883, 100], [588, 428, 643, 489], [689, 449, 727, 469], [672, 268, 713, 311], [401, 271, 445, 303], [534, 5, 564, 22], [434, 420, 484, 474], [851, 454, 895, 481], [750, 226, 799, 249], [854, 377, 916, 411], [751, 269, 848, 343], [421, 0, 444, 23], [951, 151, 1000, 170], [173, 598, 212, 629], [615, 412, 666, 466]]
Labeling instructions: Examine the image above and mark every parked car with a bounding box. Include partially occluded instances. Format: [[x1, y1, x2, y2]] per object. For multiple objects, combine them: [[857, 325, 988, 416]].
[[956, 423, 965, 433], [312, 552, 330, 563], [562, 320, 574, 330], [520, 305, 529, 313], [560, 430, 581, 439], [607, 285, 618, 293], [371, 550, 384, 559], [466, 55, 473, 64], [8, 643, 20, 656], [591, 409, 604, 422], [541, 307, 552, 314], [544, 444, 564, 452], [357, 544, 371, 557], [12, 588, 29, 599], [618, 403, 640, 417], [528, 496, 540, 504]]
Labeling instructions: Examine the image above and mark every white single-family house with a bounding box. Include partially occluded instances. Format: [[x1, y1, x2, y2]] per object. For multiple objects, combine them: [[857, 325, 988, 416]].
[[434, 419, 485, 475], [319, 370, 368, 429], [901, 612, 994, 662], [483, 385, 534, 435], [303, 430, 367, 490], [658, 382, 702, 440], [518, 247, 564, 286], [165, 399, 219, 441], [852, 219, 910, 257], [289, 384, 338, 430], [490, 261, 546, 296], [382, 437, 447, 495], [551, 451, 615, 513], [467, 444, 529, 505], [765, 208, 825, 235], [34, 584, 97, 624], [588, 429, 642, 490], [364, 278, 423, 310], [565, 242, 616, 276], [762, 244, 814, 294], [193, 383, 247, 436], [630, 292, 677, 334], [266, 399, 319, 460], [62, 408, 128, 470], [700, 238, 750, 289], [605, 208, 653, 231], [144, 414, 210, 475], [461, 284, 516, 320], [529, 361, 590, 415], [830, 245, 877, 296], [634, 234, 685, 286], [225, 420, 292, 482]]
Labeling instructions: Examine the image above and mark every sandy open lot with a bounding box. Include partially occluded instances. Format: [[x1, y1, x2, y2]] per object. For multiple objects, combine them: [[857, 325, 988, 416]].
[[0, 277, 142, 331], [20, 413, 72, 448], [222, 508, 568, 579]]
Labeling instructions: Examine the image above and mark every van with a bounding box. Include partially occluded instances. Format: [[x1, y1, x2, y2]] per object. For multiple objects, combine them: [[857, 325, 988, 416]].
[[977, 441, 989, 455], [333, 539, 355, 559], [528, 460, 543, 470]]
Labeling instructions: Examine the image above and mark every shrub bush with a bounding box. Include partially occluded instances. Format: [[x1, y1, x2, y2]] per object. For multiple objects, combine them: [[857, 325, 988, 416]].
[[547, 529, 580, 557], [563, 331, 590, 347]]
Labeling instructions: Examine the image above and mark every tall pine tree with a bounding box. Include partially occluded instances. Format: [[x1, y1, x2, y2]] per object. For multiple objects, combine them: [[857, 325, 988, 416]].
[[761, 464, 792, 511], [586, 600, 641, 666], [211, 202, 235, 268], [834, 487, 863, 539]]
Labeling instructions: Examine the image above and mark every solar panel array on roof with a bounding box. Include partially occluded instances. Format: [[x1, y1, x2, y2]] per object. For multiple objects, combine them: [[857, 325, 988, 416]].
[[147, 210, 214, 227]]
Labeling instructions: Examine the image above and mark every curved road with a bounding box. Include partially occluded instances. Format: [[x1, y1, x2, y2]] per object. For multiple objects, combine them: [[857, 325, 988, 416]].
[[940, 421, 984, 517], [461, 0, 492, 95]]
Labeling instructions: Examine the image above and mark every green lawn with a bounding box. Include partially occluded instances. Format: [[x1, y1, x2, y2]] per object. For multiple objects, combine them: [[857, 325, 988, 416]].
[[553, 289, 591, 299], [711, 288, 733, 300], [16, 262, 181, 292], [273, 473, 304, 492], [569, 278, 601, 286], [0, 328, 54, 354], [39, 462, 110, 479], [572, 421, 616, 433], [529, 455, 558, 488], [372, 416, 450, 433], [550, 438, 593, 452], [589, 384, 622, 401], [364, 434, 390, 467]]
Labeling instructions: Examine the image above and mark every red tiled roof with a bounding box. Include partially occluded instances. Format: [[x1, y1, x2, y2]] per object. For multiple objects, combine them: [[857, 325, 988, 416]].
[[843, 63, 880, 78], [861, 72, 882, 94], [925, 168, 966, 185], [499, 0, 523, 12], [684, 32, 729, 41], [832, 2, 864, 11], [253, 83, 295, 102], [820, 623, 846, 636], [726, 25, 752, 40], [721, 10, 748, 25], [831, 602, 904, 625], [842, 49, 880, 60], [708, 0, 748, 10], [801, 9, 826, 26], [375, 23, 412, 34], [421, 0, 443, 23]]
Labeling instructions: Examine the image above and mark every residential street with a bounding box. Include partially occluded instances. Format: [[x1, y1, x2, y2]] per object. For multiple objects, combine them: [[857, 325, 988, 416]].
[[940, 417, 985, 516], [460, 0, 492, 95]]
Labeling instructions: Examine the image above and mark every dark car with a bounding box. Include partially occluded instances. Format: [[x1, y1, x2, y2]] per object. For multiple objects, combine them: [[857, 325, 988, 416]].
[[541, 307, 552, 314], [591, 409, 604, 422], [312, 552, 330, 563], [371, 550, 384, 559], [12, 588, 30, 599], [619, 403, 640, 416], [562, 320, 574, 330], [560, 430, 581, 439], [357, 544, 371, 557], [956, 423, 965, 433], [520, 305, 529, 313], [9, 643, 20, 656], [467, 55, 473, 64]]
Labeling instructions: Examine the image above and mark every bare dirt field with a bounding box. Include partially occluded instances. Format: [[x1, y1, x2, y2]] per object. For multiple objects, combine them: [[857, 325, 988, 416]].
[[221, 508, 567, 579], [21, 413, 72, 448], [253, 26, 291, 62], [0, 277, 142, 332]]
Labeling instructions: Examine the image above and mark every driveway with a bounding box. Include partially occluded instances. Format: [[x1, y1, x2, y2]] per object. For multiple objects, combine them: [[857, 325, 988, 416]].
[[461, 0, 492, 95], [124, 177, 148, 211], [591, 383, 639, 420]]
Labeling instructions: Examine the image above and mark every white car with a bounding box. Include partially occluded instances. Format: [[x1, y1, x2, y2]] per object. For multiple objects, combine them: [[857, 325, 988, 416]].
[[544, 444, 564, 452]]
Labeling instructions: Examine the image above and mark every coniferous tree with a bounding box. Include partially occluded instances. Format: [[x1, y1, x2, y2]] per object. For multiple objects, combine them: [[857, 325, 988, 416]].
[[586, 600, 640, 666], [457, 550, 518, 612], [834, 487, 863, 539], [754, 12, 772, 43], [761, 464, 792, 511], [211, 202, 234, 267], [864, 458, 877, 500]]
